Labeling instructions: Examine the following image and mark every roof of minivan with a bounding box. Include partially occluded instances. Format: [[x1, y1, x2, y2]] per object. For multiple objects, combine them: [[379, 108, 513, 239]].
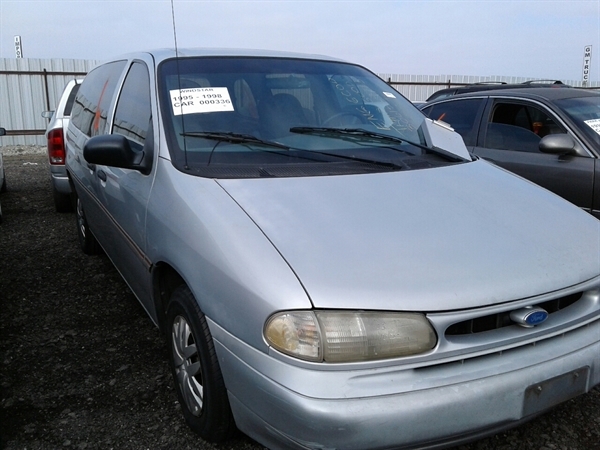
[[111, 48, 347, 64]]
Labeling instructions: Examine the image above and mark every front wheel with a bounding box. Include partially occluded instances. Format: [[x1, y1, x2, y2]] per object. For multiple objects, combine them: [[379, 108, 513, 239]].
[[166, 285, 235, 442]]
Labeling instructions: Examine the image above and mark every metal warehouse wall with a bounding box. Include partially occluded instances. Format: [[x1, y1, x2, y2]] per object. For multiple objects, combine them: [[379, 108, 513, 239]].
[[0, 58, 598, 147], [0, 58, 100, 146]]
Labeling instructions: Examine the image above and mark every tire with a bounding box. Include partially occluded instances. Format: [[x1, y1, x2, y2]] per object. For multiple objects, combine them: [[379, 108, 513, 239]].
[[166, 285, 235, 442], [53, 187, 73, 213], [1, 168, 6, 193], [75, 193, 100, 254], [0, 168, 5, 223]]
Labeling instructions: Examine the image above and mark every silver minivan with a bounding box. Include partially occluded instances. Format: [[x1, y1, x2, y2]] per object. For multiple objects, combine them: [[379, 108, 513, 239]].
[[66, 49, 600, 450]]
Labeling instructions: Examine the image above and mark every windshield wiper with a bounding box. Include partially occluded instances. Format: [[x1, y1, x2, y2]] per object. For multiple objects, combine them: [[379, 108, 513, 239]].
[[290, 126, 407, 145], [182, 130, 403, 171], [290, 126, 467, 162], [181, 131, 290, 150], [297, 148, 406, 171]]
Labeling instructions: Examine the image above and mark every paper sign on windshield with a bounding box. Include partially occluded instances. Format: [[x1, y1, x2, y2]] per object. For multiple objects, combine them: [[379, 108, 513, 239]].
[[170, 87, 234, 116], [584, 118, 600, 135]]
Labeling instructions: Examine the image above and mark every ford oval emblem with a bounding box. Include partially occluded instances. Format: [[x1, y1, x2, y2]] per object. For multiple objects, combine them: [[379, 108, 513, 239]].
[[525, 310, 549, 326], [510, 306, 549, 328]]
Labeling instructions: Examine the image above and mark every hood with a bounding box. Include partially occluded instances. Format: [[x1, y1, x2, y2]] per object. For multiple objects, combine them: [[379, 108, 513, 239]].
[[218, 161, 600, 311]]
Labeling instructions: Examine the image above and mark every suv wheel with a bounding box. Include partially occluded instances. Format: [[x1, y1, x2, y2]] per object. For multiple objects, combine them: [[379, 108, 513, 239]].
[[1, 169, 6, 193], [53, 187, 73, 213]]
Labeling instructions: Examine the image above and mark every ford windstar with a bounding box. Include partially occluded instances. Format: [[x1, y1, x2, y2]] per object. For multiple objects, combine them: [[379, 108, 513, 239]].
[[66, 49, 600, 449]]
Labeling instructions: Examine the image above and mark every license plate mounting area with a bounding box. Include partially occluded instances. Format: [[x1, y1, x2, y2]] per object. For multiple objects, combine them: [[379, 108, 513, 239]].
[[523, 366, 589, 417]]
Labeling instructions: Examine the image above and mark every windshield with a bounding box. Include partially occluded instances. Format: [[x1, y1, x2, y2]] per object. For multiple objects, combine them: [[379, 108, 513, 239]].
[[158, 56, 453, 178], [554, 94, 600, 149]]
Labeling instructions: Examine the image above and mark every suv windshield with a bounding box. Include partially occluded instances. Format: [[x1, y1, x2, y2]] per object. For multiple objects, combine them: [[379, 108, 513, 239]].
[[554, 95, 600, 149], [159, 57, 455, 178]]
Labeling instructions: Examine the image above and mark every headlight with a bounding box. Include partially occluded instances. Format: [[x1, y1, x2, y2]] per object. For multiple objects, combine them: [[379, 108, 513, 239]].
[[264, 310, 436, 363]]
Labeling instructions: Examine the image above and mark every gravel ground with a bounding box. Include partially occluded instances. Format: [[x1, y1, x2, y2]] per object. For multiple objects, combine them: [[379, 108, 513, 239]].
[[0, 147, 599, 450]]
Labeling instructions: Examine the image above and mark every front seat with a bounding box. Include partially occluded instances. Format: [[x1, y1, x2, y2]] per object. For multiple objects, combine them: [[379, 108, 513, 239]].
[[259, 94, 308, 140]]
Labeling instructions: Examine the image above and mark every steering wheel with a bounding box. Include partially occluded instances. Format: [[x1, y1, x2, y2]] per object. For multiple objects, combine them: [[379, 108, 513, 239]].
[[322, 111, 368, 127]]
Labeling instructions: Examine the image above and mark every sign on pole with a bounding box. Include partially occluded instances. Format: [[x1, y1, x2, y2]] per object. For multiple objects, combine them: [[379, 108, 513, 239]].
[[14, 35, 23, 59], [582, 45, 592, 86]]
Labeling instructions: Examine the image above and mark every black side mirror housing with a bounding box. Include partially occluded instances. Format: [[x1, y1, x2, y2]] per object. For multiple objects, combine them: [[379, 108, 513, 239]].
[[539, 133, 582, 156], [84, 134, 151, 174]]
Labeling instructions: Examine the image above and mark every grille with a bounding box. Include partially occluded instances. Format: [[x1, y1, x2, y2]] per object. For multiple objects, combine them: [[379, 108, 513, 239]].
[[445, 292, 582, 336]]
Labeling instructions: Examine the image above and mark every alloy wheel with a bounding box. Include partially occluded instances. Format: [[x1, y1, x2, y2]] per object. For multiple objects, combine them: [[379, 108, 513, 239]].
[[171, 315, 204, 416]]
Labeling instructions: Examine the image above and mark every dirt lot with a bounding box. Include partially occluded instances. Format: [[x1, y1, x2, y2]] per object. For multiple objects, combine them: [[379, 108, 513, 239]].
[[0, 150, 599, 450]]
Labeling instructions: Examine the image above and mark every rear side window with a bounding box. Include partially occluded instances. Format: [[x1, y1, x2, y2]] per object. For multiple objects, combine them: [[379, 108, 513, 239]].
[[112, 62, 152, 147], [422, 99, 484, 146], [426, 90, 457, 102], [64, 83, 80, 116], [71, 60, 127, 137]]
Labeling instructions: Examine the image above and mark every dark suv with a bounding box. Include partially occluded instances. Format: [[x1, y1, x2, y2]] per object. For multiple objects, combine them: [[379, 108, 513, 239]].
[[426, 80, 569, 102], [421, 87, 600, 218]]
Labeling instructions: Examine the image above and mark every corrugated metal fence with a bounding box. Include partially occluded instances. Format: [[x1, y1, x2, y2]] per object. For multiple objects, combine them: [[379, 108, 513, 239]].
[[0, 58, 100, 146], [1, 58, 598, 146]]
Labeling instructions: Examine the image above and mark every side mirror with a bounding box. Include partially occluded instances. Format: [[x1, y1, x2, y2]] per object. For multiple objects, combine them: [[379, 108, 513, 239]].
[[539, 133, 581, 156], [84, 134, 151, 174], [41, 111, 54, 119]]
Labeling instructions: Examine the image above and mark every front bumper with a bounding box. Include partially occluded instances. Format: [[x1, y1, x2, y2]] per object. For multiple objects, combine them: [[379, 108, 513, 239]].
[[210, 319, 600, 450]]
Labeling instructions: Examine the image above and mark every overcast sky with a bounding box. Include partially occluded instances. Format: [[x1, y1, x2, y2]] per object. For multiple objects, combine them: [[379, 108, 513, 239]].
[[0, 0, 598, 82]]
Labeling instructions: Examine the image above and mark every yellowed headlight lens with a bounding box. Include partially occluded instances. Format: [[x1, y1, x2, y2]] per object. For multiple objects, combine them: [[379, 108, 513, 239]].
[[264, 311, 321, 361], [265, 311, 436, 363], [316, 311, 436, 362]]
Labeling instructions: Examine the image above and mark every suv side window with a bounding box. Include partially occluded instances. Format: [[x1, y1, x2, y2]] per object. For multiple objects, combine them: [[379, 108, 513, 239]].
[[71, 60, 127, 137], [113, 62, 152, 148], [484, 102, 566, 153], [421, 98, 484, 146], [64, 84, 81, 116]]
